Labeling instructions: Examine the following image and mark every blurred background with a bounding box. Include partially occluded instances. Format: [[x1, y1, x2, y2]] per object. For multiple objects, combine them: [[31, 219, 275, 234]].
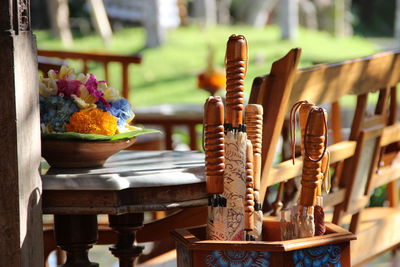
[[33, 0, 398, 107]]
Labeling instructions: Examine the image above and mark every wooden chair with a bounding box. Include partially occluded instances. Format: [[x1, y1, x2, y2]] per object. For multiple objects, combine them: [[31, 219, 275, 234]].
[[250, 49, 400, 266]]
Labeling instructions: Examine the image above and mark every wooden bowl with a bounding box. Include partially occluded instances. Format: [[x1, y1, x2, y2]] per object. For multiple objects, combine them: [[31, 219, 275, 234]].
[[41, 138, 136, 168]]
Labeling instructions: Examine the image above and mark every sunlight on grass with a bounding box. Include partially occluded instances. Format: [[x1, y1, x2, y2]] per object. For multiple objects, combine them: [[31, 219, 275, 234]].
[[35, 25, 378, 107]]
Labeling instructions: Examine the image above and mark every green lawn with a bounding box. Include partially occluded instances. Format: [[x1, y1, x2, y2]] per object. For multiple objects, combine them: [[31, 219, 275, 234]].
[[35, 25, 379, 107]]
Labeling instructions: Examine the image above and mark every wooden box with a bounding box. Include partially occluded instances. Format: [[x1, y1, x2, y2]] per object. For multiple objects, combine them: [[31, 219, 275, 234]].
[[172, 218, 356, 267]]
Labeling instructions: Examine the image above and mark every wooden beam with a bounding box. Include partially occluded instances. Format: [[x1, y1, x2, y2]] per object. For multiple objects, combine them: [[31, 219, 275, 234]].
[[0, 0, 43, 265]]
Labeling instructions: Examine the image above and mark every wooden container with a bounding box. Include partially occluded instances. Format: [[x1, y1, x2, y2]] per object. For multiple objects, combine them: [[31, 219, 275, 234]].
[[172, 218, 355, 267]]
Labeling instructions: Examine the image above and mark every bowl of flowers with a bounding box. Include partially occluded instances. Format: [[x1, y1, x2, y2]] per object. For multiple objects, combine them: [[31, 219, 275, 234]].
[[40, 66, 158, 168]]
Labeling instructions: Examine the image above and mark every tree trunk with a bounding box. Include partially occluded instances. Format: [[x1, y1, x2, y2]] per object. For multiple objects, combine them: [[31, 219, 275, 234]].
[[46, 0, 73, 46], [216, 0, 232, 25], [193, 0, 217, 27], [142, 0, 166, 48], [87, 0, 113, 47], [299, 0, 318, 30], [395, 0, 400, 40], [237, 0, 278, 27], [279, 0, 299, 40]]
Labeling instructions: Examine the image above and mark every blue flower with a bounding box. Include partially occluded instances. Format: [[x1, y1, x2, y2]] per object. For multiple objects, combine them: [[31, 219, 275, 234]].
[[40, 95, 79, 133], [292, 245, 342, 267], [97, 98, 134, 127]]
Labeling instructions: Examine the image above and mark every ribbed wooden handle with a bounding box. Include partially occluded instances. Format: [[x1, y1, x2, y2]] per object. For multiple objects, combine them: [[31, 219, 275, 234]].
[[245, 140, 255, 231], [299, 103, 314, 157], [245, 104, 263, 208], [300, 108, 327, 206], [204, 96, 225, 194], [225, 34, 247, 127]]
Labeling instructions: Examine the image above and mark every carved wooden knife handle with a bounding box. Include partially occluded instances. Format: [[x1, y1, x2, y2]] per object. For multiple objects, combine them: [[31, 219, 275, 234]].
[[299, 103, 314, 157], [300, 108, 327, 206], [225, 34, 247, 127], [245, 140, 255, 232], [245, 104, 263, 210], [204, 96, 225, 194]]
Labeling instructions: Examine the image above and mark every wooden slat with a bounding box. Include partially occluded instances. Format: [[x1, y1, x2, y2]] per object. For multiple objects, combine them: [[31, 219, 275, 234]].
[[372, 164, 400, 189], [323, 188, 346, 207], [346, 196, 370, 215], [38, 49, 142, 64], [289, 50, 400, 107], [380, 123, 400, 146], [267, 141, 356, 186]]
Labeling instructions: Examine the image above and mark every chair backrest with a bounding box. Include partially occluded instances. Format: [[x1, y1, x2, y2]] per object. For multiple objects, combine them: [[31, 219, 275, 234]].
[[250, 49, 400, 232], [37, 49, 142, 100]]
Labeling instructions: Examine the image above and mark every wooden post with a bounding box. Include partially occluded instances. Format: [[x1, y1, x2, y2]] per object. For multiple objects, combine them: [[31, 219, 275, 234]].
[[0, 0, 44, 266]]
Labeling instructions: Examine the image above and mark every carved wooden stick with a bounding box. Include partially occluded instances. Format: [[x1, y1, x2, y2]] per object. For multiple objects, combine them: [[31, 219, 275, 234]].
[[300, 108, 327, 206], [204, 96, 225, 194], [299, 103, 314, 157], [245, 104, 263, 211], [245, 140, 255, 232], [225, 34, 247, 127]]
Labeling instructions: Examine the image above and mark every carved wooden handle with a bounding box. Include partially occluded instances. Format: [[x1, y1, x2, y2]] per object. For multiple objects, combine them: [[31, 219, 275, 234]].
[[245, 140, 255, 232], [300, 108, 327, 206], [204, 96, 225, 194], [225, 34, 247, 127], [245, 104, 263, 209], [299, 103, 314, 157]]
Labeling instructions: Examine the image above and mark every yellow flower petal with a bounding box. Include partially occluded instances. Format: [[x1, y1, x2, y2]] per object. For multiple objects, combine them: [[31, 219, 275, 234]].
[[59, 65, 74, 79], [78, 85, 97, 104], [71, 94, 97, 110], [98, 82, 121, 102]]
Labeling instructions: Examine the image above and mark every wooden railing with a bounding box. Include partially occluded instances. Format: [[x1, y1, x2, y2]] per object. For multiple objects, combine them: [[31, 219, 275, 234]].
[[38, 49, 142, 99]]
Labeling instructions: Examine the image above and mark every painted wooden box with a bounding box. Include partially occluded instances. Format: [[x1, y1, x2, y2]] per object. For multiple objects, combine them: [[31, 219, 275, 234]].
[[172, 218, 356, 267]]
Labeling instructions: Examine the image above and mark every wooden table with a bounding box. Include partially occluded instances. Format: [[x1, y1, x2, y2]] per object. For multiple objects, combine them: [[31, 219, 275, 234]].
[[42, 150, 208, 267]]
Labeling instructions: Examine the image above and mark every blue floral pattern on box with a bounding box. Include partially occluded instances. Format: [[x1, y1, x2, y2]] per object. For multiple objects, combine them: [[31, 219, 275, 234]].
[[293, 244, 341, 267], [205, 250, 270, 267]]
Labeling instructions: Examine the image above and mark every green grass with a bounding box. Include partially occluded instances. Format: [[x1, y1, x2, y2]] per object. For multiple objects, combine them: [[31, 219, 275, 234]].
[[35, 25, 379, 107]]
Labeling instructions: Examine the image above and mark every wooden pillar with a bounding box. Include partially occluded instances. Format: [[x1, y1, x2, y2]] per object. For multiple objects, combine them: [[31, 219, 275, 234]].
[[0, 0, 44, 266]]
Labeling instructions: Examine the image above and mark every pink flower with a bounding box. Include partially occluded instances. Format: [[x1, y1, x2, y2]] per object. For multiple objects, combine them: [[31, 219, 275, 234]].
[[56, 79, 82, 97], [84, 74, 110, 107]]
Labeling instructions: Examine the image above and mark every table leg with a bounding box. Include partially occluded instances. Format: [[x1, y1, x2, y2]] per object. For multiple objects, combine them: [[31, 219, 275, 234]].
[[108, 213, 144, 267], [54, 215, 99, 267]]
